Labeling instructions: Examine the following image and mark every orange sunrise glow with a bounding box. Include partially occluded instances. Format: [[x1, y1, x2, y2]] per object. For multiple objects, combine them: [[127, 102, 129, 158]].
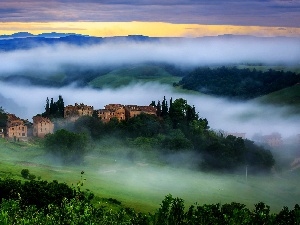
[[1, 22, 300, 38]]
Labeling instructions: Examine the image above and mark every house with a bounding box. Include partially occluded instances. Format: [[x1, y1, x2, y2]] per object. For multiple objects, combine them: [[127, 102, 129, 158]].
[[6, 114, 27, 140], [262, 132, 283, 148], [32, 116, 54, 138], [64, 103, 93, 121], [95, 104, 157, 123], [124, 105, 156, 119], [96, 104, 125, 123]]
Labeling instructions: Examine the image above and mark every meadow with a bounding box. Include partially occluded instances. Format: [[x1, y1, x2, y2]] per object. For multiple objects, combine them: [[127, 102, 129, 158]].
[[1, 138, 299, 213]]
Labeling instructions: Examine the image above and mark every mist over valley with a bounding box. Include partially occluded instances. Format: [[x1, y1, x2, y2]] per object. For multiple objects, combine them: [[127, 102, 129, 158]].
[[0, 34, 300, 216]]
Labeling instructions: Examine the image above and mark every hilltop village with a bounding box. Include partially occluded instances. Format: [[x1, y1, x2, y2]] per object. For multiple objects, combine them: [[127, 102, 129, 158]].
[[0, 101, 157, 140], [0, 96, 299, 149]]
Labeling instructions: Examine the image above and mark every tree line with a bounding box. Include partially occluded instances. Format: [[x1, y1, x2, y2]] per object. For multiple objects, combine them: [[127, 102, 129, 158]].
[[177, 67, 300, 99]]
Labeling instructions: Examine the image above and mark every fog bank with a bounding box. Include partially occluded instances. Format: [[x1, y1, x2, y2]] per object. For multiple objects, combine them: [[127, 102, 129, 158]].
[[0, 37, 299, 75]]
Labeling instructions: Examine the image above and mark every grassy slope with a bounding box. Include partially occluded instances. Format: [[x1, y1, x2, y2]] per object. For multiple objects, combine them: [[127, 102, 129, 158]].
[[1, 138, 300, 213], [255, 85, 300, 114], [89, 65, 181, 88]]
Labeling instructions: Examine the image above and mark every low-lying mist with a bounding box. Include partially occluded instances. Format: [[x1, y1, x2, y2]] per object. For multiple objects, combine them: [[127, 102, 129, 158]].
[[26, 142, 300, 212], [0, 81, 299, 139], [0, 37, 299, 75], [0, 36, 299, 213]]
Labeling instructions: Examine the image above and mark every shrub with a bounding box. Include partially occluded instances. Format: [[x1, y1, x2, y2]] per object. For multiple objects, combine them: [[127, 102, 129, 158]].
[[21, 169, 29, 179], [28, 174, 36, 180]]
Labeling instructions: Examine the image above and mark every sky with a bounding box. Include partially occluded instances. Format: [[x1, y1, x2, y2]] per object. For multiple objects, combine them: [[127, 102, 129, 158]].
[[0, 0, 300, 37]]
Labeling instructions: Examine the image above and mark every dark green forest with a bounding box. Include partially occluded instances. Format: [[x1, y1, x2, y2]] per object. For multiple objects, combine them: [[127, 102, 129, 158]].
[[44, 96, 274, 173], [177, 67, 300, 99]]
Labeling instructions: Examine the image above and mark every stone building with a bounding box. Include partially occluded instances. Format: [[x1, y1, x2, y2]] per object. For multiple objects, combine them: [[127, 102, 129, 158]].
[[262, 132, 283, 148], [33, 116, 54, 138], [96, 104, 125, 123], [64, 103, 94, 121], [95, 104, 157, 123], [124, 105, 156, 119], [6, 114, 27, 139]]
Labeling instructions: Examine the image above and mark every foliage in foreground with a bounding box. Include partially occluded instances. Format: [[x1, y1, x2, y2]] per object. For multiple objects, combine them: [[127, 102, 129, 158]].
[[0, 178, 300, 224]]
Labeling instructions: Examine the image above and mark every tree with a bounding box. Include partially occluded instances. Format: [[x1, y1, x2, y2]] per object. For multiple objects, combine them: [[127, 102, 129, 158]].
[[156, 100, 162, 117], [0, 107, 7, 128], [43, 95, 65, 118], [44, 129, 88, 164], [44, 97, 50, 117], [21, 169, 29, 179], [161, 96, 168, 117], [161, 129, 193, 151], [169, 98, 188, 128]]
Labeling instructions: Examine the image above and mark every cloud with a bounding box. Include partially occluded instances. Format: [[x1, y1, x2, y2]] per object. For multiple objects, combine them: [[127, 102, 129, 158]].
[[0, 0, 299, 26], [0, 37, 299, 75]]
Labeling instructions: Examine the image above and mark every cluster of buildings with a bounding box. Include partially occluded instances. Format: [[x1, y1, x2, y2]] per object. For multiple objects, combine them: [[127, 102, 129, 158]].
[[1, 102, 299, 149], [0, 102, 157, 140], [1, 114, 54, 140]]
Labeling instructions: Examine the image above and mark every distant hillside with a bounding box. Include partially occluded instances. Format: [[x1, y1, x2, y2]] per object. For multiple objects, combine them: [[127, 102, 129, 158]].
[[0, 33, 156, 51], [89, 65, 182, 88], [255, 85, 300, 113], [177, 67, 300, 100]]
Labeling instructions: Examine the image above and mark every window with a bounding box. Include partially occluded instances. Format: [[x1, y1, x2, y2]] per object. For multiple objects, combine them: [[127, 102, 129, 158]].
[[22, 127, 24, 131], [22, 133, 25, 137]]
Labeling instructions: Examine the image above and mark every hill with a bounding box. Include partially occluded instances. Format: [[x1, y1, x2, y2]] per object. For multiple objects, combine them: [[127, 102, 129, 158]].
[[89, 64, 182, 88], [177, 66, 300, 100], [255, 84, 300, 113]]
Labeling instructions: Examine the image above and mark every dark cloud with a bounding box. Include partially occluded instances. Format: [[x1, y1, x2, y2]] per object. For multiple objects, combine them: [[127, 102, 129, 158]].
[[0, 0, 299, 26]]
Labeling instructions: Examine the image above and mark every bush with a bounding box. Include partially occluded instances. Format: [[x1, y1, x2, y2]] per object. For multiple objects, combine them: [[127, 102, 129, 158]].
[[21, 169, 29, 179], [28, 174, 36, 180], [44, 129, 89, 164]]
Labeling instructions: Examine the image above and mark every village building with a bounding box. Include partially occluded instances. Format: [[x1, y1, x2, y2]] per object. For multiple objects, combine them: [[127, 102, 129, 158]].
[[95, 104, 157, 123], [96, 104, 125, 123], [124, 105, 156, 119], [32, 116, 54, 138], [6, 114, 27, 140], [64, 103, 93, 121], [262, 132, 283, 148]]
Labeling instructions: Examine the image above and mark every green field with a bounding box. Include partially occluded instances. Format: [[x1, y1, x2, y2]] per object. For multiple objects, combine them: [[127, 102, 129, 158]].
[[1, 138, 300, 213], [254, 85, 300, 114], [89, 65, 181, 88]]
